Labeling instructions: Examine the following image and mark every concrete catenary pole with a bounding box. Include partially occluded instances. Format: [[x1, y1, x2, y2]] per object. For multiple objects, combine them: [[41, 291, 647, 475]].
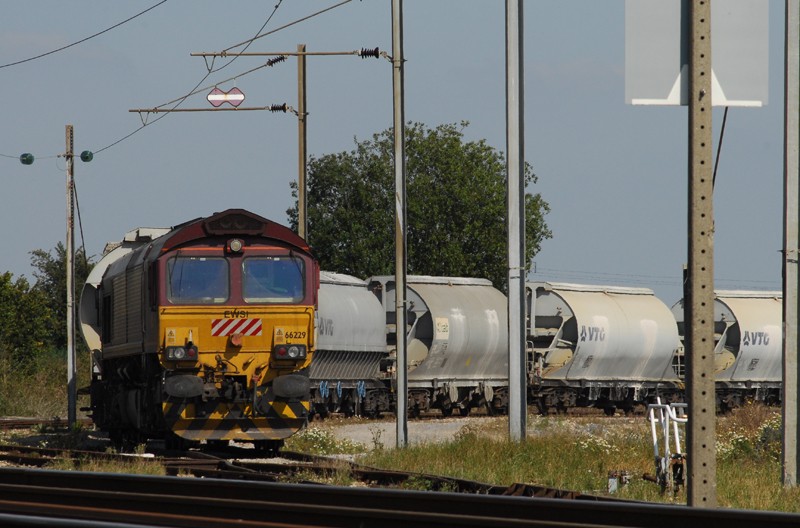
[[297, 44, 308, 240], [65, 125, 77, 428], [783, 0, 800, 488], [506, 0, 527, 441], [686, 1, 716, 507], [391, 0, 408, 448]]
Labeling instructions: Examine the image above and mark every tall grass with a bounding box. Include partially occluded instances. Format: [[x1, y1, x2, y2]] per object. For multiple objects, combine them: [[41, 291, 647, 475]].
[[0, 348, 91, 418], [357, 407, 800, 512]]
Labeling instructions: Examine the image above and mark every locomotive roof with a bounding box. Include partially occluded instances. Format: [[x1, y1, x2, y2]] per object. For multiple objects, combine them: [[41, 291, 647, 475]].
[[96, 209, 311, 283], [155, 208, 311, 254]]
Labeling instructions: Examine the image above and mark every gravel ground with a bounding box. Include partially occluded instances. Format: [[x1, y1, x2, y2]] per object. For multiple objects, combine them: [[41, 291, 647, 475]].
[[312, 415, 507, 449]]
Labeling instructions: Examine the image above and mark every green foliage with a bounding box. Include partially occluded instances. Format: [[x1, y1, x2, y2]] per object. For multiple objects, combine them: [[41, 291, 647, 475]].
[[29, 243, 94, 351], [0, 272, 54, 364], [358, 412, 800, 512], [284, 426, 365, 455], [287, 122, 552, 289], [0, 347, 91, 418]]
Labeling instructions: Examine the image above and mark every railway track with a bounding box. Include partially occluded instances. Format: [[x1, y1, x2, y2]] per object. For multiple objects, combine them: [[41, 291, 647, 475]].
[[0, 465, 798, 528], [1, 422, 799, 527], [0, 441, 604, 498]]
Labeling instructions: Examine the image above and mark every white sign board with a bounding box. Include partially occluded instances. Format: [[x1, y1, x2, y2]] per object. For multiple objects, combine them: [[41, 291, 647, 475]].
[[625, 0, 769, 107]]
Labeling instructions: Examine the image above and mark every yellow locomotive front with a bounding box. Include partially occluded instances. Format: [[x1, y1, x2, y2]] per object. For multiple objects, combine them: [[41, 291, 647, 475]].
[[83, 209, 318, 453], [159, 245, 315, 451]]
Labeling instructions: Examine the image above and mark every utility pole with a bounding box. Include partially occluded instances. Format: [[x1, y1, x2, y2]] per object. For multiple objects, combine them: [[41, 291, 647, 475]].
[[391, 0, 408, 449], [506, 0, 526, 442], [783, 0, 800, 488], [686, 1, 716, 507], [297, 44, 308, 240], [65, 125, 77, 428]]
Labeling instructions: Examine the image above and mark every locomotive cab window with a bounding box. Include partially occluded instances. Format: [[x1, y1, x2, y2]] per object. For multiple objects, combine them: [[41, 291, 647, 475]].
[[243, 256, 304, 303], [167, 257, 229, 304]]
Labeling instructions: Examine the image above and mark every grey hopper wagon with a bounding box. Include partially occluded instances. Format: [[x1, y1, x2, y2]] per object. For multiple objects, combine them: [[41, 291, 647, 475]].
[[527, 281, 682, 415], [311, 271, 392, 417], [672, 290, 782, 410], [368, 275, 509, 416]]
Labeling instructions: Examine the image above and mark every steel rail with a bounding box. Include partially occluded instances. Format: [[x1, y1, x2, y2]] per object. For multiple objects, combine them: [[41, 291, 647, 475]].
[[0, 467, 798, 528]]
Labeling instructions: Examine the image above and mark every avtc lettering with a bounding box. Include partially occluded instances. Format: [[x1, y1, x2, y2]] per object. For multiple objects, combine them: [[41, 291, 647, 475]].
[[319, 317, 334, 336], [580, 325, 606, 342], [224, 309, 249, 319], [743, 331, 770, 346]]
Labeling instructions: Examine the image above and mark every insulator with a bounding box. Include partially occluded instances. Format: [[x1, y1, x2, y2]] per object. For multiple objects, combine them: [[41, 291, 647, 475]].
[[267, 55, 287, 67], [359, 47, 380, 59], [269, 104, 288, 113]]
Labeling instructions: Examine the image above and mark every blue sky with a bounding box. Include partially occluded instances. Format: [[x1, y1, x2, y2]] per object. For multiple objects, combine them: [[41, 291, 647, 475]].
[[0, 1, 787, 304]]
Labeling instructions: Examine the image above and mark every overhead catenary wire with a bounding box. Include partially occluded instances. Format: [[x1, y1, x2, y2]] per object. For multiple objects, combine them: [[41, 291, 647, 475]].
[[712, 106, 730, 189], [0, 1, 168, 70], [97, 1, 286, 154], [223, 0, 353, 52], [3, 0, 355, 159], [81, 0, 353, 155]]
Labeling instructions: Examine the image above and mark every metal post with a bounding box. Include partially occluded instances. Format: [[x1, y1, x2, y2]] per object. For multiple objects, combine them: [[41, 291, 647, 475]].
[[506, 0, 526, 441], [391, 0, 408, 448], [297, 44, 308, 240], [782, 0, 800, 488], [65, 125, 77, 428], [686, 0, 716, 507]]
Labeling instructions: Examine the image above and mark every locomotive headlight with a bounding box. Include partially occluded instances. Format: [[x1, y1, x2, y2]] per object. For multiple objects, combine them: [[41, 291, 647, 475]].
[[226, 238, 244, 253], [165, 345, 199, 362], [272, 344, 306, 361]]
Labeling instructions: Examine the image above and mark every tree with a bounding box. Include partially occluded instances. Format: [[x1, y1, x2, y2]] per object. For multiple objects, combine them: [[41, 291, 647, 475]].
[[29, 243, 94, 351], [0, 272, 54, 365], [287, 122, 551, 289]]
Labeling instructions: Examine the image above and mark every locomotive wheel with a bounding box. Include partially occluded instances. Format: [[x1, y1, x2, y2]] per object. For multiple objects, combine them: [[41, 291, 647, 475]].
[[108, 428, 124, 451], [458, 405, 471, 417], [604, 406, 617, 417]]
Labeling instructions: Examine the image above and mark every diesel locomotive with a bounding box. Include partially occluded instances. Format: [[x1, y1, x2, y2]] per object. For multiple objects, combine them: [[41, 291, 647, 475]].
[[79, 209, 319, 451]]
